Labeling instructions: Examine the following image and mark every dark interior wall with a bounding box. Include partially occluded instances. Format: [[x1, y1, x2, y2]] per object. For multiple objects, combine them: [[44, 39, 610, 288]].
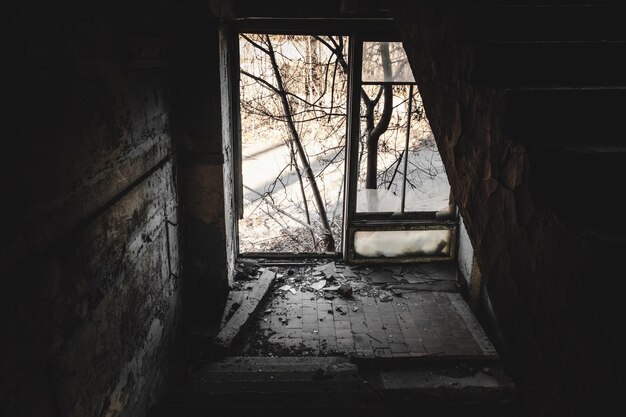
[[391, 2, 622, 415], [2, 2, 183, 415], [171, 10, 230, 336]]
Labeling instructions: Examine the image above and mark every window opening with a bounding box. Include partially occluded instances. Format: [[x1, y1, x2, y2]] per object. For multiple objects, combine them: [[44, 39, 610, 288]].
[[233, 31, 455, 262]]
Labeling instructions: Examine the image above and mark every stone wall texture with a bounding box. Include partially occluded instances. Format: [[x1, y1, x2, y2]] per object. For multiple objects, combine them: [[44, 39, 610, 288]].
[[391, 2, 622, 416]]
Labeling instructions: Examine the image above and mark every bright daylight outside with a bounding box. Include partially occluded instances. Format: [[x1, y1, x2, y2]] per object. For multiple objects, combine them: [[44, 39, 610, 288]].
[[238, 34, 451, 255]]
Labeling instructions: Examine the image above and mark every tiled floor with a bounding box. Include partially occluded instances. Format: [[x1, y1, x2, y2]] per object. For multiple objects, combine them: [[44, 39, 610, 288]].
[[235, 273, 497, 358]]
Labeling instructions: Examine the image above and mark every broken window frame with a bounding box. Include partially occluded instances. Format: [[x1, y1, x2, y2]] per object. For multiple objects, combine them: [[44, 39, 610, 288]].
[[343, 33, 457, 264], [224, 19, 457, 262]]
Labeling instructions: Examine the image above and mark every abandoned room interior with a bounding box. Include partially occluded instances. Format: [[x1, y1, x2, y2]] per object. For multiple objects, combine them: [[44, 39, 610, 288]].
[[3, 0, 625, 416]]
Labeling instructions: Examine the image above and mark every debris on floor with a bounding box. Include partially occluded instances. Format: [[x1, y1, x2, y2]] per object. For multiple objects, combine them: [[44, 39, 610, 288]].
[[215, 269, 276, 350], [378, 292, 393, 302], [222, 259, 491, 359], [229, 258, 460, 305]]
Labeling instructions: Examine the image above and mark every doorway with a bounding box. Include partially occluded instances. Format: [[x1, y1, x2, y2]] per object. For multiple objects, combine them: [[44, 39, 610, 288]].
[[238, 33, 349, 255]]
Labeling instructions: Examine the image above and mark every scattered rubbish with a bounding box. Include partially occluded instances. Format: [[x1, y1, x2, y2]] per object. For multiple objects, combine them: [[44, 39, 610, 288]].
[[234, 271, 252, 281], [240, 259, 260, 268], [379, 292, 393, 302], [337, 284, 353, 297], [262, 259, 422, 301], [342, 266, 358, 278], [235, 259, 261, 279], [310, 280, 326, 291], [233, 260, 462, 357], [313, 263, 327, 271], [314, 261, 337, 278]]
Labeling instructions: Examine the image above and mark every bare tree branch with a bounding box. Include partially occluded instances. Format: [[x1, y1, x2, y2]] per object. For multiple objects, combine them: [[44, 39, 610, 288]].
[[244, 185, 317, 232], [263, 34, 336, 251], [241, 34, 271, 55], [240, 69, 280, 94]]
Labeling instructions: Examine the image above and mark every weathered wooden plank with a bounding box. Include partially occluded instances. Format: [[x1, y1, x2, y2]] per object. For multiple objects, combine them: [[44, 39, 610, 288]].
[[215, 270, 275, 349], [219, 290, 246, 328]]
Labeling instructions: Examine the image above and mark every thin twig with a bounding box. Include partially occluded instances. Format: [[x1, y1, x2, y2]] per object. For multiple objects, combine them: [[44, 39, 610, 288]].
[[243, 185, 317, 232]]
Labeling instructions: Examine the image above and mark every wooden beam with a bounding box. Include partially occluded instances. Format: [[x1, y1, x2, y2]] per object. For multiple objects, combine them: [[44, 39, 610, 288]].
[[215, 269, 275, 350]]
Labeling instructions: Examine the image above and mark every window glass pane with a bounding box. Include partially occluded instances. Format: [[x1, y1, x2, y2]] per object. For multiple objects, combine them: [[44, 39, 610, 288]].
[[362, 41, 415, 83], [355, 85, 450, 214], [354, 229, 453, 258]]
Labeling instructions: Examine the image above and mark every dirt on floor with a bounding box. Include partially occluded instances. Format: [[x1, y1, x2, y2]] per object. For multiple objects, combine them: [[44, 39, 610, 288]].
[[226, 258, 463, 358]]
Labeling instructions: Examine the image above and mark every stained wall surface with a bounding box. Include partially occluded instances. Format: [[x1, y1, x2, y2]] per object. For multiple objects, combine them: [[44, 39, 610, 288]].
[[2, 2, 183, 416], [391, 2, 622, 415]]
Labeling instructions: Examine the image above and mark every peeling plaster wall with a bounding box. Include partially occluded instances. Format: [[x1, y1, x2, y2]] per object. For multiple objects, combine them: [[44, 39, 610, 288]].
[[391, 2, 622, 416], [457, 215, 474, 286], [2, 2, 182, 416]]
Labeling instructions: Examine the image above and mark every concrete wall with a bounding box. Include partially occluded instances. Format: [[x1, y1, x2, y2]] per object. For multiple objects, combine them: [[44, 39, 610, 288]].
[[2, 2, 182, 416], [391, 2, 621, 416], [171, 12, 230, 337]]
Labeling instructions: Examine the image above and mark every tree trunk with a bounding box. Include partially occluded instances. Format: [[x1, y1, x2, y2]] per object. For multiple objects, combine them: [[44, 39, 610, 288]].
[[365, 42, 393, 189], [314, 36, 394, 190], [264, 35, 335, 252]]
